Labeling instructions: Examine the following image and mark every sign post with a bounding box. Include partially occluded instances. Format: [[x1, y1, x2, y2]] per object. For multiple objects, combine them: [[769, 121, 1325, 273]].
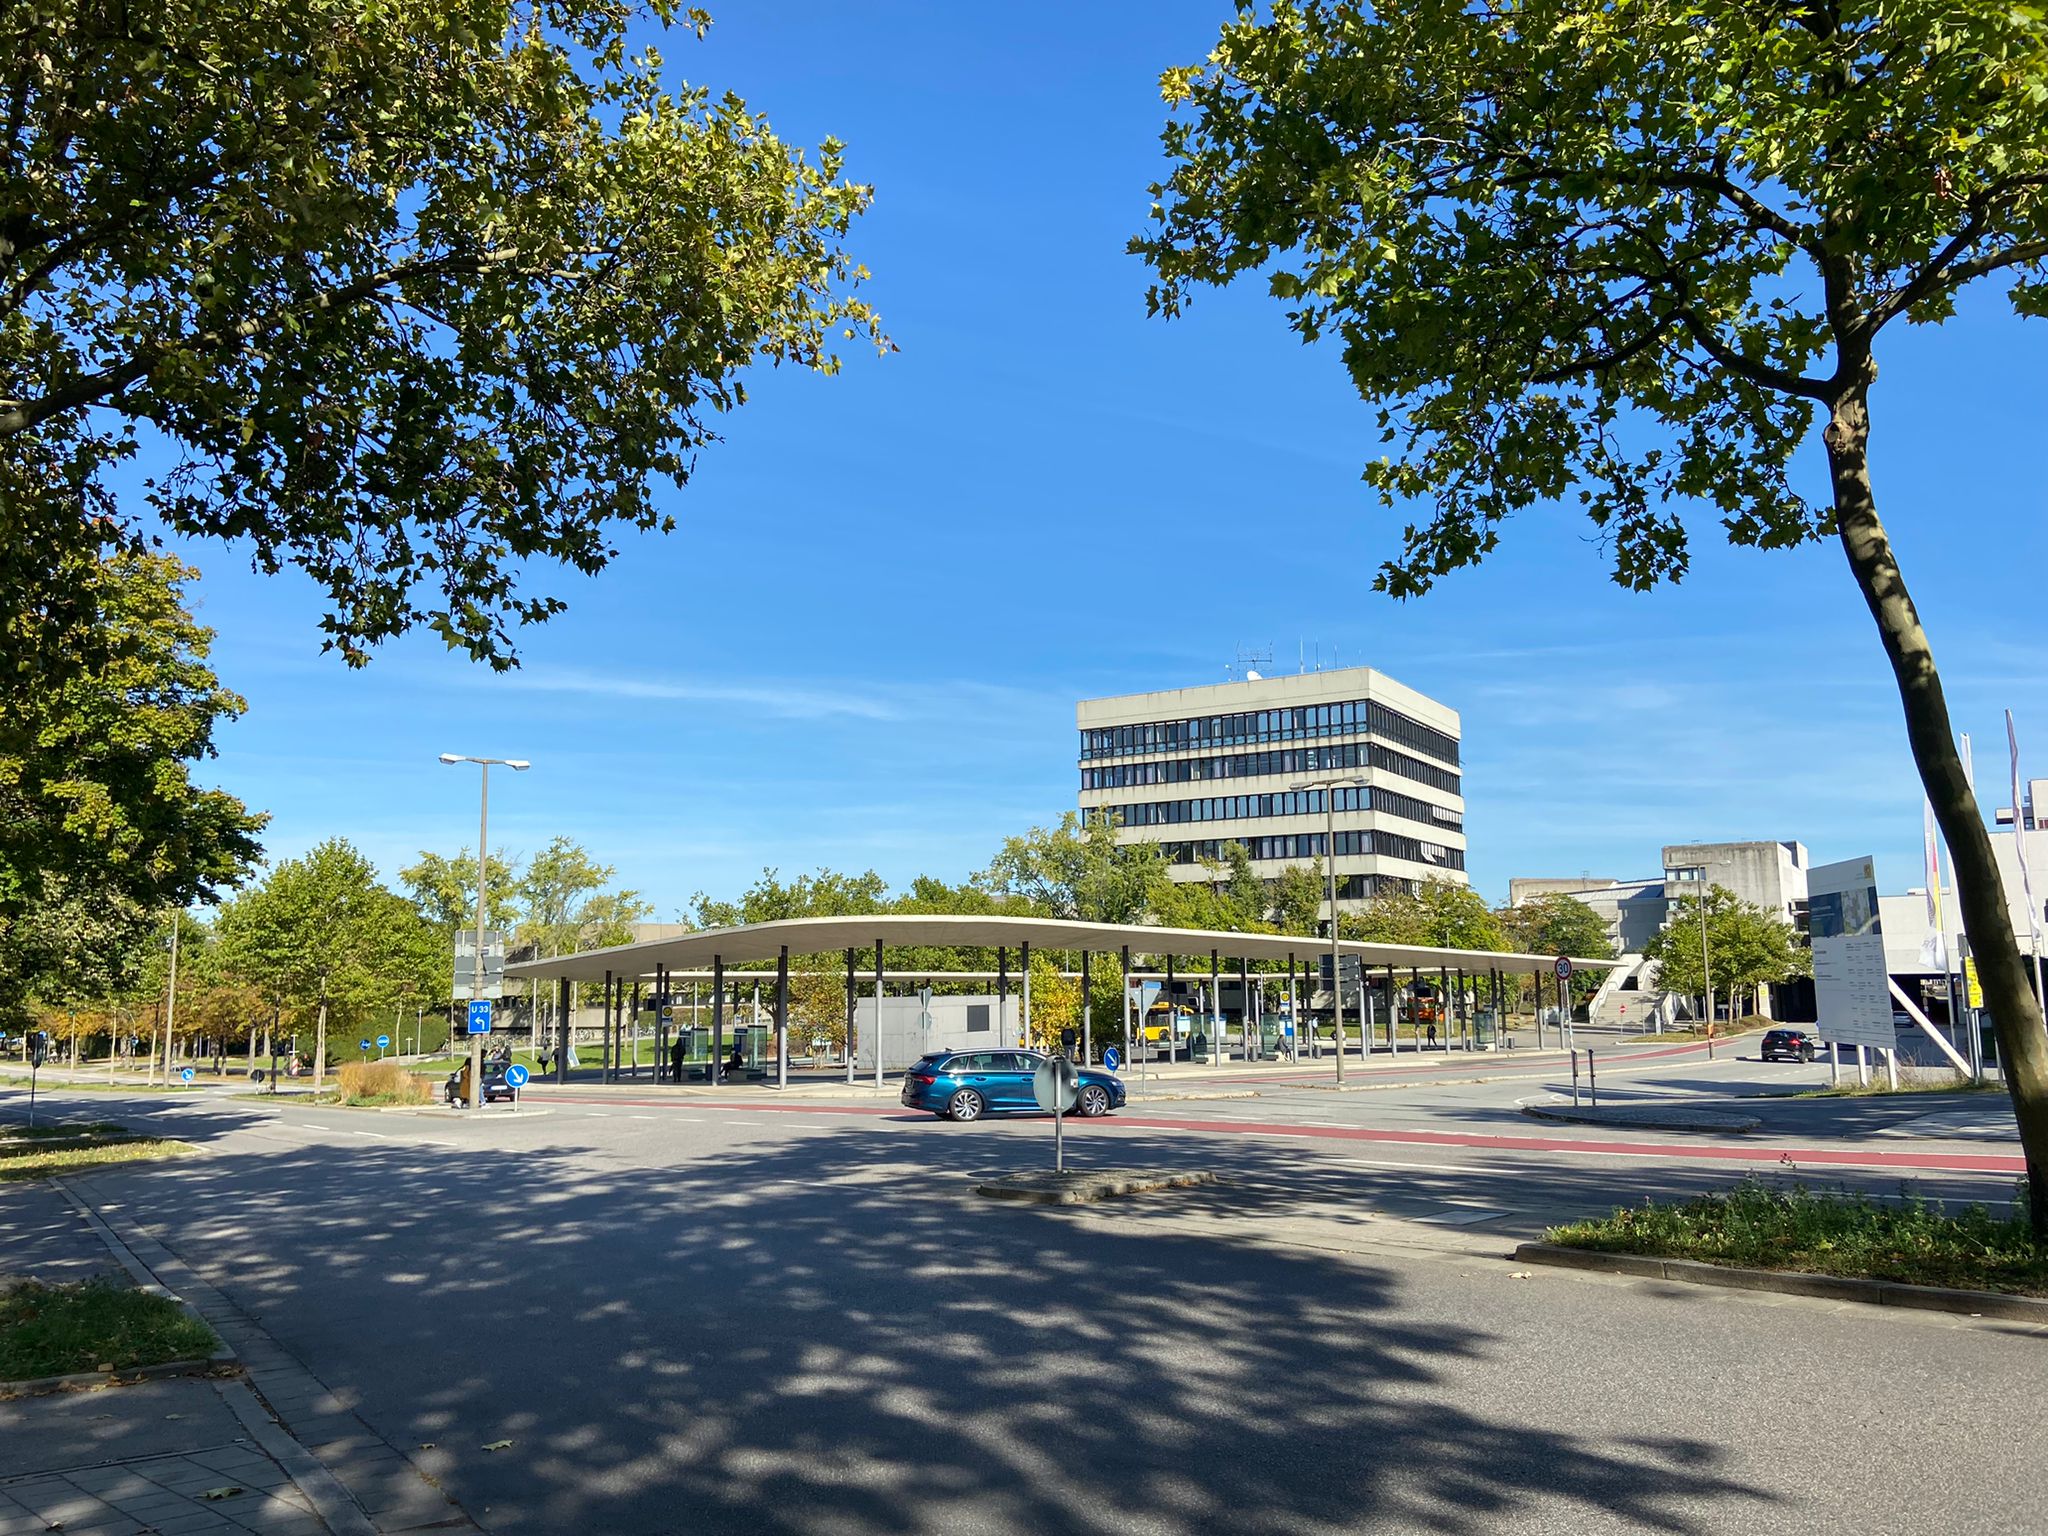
[[1553, 955, 1573, 1051], [466, 999, 494, 1110], [1031, 1055, 1079, 1172], [375, 1033, 390, 1059], [27, 1030, 47, 1128], [504, 1061, 529, 1109]]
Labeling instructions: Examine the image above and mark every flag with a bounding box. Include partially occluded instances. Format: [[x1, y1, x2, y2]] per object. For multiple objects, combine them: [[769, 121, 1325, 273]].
[[1921, 796, 1947, 970], [2008, 711, 2042, 947]]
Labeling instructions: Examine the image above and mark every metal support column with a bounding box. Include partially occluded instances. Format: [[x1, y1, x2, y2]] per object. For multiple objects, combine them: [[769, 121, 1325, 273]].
[[711, 955, 725, 1084], [1021, 941, 1032, 1051], [1238, 955, 1251, 1062], [1166, 953, 1176, 1063], [997, 947, 1009, 1050], [775, 946, 789, 1090], [873, 939, 885, 1090], [630, 980, 641, 1077], [1081, 950, 1092, 1063], [601, 971, 614, 1082], [1287, 953, 1298, 1062], [844, 948, 857, 1084], [1120, 945, 1132, 1062], [1437, 965, 1448, 1050], [1386, 966, 1398, 1050], [556, 977, 571, 1082], [1210, 948, 1220, 1067]]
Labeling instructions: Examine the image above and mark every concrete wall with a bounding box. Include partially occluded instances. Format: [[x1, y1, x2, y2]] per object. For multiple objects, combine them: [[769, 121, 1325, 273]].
[[1662, 841, 1808, 924]]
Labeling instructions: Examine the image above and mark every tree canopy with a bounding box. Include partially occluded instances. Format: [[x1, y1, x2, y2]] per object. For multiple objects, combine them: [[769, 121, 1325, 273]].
[[2, 0, 885, 684], [1136, 0, 2048, 1229], [0, 552, 265, 1024], [1343, 879, 1506, 951]]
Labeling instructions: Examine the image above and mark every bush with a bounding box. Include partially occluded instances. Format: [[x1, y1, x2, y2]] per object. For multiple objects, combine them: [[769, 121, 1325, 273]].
[[337, 1060, 430, 1106]]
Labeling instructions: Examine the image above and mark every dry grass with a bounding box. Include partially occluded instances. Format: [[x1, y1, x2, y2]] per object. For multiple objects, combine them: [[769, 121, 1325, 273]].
[[337, 1060, 430, 1106]]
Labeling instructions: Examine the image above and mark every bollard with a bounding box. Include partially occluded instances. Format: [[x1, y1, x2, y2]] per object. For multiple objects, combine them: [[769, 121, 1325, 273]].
[[1570, 1049, 1580, 1107], [1588, 1049, 1597, 1107]]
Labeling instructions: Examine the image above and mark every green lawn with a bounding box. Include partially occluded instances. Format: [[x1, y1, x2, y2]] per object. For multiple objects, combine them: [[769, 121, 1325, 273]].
[[1547, 1181, 2046, 1295], [0, 1279, 217, 1381], [0, 1133, 188, 1183]]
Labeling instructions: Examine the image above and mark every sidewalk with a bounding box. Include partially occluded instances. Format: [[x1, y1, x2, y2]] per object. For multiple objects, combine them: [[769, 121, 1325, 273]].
[[1, 1173, 478, 1535]]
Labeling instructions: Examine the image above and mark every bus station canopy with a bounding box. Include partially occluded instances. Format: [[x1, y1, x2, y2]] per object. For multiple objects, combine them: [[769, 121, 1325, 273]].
[[505, 913, 1619, 984]]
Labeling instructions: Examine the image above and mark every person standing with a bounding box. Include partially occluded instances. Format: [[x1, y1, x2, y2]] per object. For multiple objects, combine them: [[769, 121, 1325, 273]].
[[669, 1033, 687, 1084]]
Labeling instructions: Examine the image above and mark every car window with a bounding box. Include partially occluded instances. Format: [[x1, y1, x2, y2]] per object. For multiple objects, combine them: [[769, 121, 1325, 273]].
[[948, 1053, 988, 1072], [996, 1052, 1034, 1073]]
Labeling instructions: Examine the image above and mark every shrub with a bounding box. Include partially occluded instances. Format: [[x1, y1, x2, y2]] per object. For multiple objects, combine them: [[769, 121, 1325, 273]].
[[337, 1060, 430, 1106]]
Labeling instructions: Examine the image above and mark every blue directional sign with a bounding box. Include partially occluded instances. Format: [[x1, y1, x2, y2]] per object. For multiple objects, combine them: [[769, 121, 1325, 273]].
[[358, 1038, 371, 1053], [178, 1066, 195, 1083], [375, 1034, 390, 1050], [503, 1063, 529, 1089], [466, 999, 493, 1035], [1101, 1045, 1121, 1072]]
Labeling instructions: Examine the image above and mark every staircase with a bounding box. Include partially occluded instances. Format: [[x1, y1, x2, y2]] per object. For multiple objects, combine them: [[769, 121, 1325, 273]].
[[1588, 955, 1674, 1033]]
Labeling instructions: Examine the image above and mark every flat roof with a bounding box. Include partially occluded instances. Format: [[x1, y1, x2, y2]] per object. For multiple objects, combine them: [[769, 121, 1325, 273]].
[[504, 913, 1615, 984]]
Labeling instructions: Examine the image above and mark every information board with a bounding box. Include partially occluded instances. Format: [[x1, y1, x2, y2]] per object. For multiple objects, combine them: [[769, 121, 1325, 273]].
[[1809, 855, 1893, 1050]]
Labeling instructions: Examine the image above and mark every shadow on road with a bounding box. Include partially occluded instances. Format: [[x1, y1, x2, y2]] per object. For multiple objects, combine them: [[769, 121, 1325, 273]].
[[41, 1112, 1792, 1536]]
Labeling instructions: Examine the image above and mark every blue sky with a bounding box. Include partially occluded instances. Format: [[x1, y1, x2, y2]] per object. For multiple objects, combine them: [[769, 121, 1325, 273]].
[[161, 1, 2046, 915]]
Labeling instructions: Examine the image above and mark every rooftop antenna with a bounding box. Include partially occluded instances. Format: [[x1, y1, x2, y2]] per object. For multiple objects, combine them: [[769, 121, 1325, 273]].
[[1235, 644, 1273, 684]]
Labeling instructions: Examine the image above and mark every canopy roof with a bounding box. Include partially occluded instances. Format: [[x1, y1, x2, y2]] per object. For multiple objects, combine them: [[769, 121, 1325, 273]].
[[505, 913, 1617, 985]]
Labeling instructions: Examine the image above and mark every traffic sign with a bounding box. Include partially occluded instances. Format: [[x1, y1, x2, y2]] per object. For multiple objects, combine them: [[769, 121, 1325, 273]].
[[358, 1038, 371, 1053], [375, 1033, 390, 1050], [1032, 1056, 1079, 1115], [467, 999, 494, 1035], [504, 1064, 529, 1089], [1101, 1045, 1121, 1071], [179, 1066, 195, 1083], [1553, 955, 1574, 981]]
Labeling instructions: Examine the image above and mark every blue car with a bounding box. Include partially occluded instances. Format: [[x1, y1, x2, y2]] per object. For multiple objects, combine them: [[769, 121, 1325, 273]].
[[901, 1050, 1127, 1122]]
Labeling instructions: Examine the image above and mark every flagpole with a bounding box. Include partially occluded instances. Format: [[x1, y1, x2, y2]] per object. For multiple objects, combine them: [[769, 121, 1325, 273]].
[[2006, 712, 2046, 1019]]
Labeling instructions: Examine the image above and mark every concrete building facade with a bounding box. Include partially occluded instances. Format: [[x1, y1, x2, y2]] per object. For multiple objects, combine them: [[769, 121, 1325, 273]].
[[1506, 876, 1669, 954], [1077, 666, 1466, 914]]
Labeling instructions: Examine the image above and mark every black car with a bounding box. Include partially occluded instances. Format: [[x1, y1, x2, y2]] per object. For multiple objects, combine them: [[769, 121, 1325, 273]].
[[444, 1069, 518, 1105], [1760, 1028, 1819, 1063]]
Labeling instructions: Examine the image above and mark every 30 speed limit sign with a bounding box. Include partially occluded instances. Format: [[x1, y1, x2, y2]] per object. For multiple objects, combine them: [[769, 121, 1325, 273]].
[[1553, 955, 1573, 981]]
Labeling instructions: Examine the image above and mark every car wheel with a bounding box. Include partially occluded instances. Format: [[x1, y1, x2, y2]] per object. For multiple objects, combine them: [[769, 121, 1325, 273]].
[[948, 1089, 985, 1123], [1077, 1084, 1111, 1118]]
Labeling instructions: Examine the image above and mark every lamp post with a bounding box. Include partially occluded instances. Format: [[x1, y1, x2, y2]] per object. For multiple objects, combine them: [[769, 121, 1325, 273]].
[[1681, 863, 1714, 1058], [1291, 773, 1368, 1086], [440, 754, 529, 1110]]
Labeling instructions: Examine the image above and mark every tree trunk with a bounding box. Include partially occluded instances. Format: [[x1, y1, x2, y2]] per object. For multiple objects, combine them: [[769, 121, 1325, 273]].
[[1827, 388, 2048, 1236], [313, 998, 329, 1092]]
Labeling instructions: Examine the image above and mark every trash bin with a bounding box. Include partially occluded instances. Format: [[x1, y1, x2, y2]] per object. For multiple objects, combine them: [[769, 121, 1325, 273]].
[[1190, 1031, 1209, 1064]]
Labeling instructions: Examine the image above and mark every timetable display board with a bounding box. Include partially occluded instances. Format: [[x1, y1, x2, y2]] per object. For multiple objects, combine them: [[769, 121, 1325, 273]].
[[1809, 856, 1893, 1051]]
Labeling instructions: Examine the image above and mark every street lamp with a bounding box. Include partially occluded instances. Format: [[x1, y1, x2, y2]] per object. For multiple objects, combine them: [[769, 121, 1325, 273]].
[[1291, 773, 1369, 1086], [1678, 862, 1715, 1058], [440, 754, 530, 1110]]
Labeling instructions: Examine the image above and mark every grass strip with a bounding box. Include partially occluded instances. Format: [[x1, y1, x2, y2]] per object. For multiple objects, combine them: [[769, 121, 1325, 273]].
[[1548, 1180, 2046, 1296], [1796, 1074, 2001, 1099], [0, 1122, 128, 1141], [0, 1138, 188, 1184], [0, 1279, 216, 1381]]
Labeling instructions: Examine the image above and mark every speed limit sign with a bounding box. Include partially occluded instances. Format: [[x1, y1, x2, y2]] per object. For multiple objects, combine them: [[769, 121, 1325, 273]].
[[1553, 955, 1573, 981]]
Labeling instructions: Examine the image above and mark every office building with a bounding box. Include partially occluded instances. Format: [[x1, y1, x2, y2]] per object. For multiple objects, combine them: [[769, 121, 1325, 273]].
[[1077, 665, 1466, 916]]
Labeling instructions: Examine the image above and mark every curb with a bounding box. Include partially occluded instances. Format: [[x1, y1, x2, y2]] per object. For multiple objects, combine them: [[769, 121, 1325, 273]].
[[1512, 1242, 2048, 1323], [1519, 1104, 1763, 1133], [50, 1177, 237, 1367], [0, 1353, 234, 1400]]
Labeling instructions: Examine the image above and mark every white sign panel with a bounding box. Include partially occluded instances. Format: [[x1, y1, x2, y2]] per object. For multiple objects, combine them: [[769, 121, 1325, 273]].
[[1809, 856, 1893, 1050]]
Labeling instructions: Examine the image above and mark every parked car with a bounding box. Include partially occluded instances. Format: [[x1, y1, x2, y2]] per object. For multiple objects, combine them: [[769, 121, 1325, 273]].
[[1760, 1028, 1819, 1063], [900, 1049, 1126, 1122], [444, 1067, 517, 1105]]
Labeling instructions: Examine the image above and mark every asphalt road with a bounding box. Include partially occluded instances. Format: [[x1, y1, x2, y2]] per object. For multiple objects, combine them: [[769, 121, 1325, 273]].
[[6, 1057, 2042, 1535]]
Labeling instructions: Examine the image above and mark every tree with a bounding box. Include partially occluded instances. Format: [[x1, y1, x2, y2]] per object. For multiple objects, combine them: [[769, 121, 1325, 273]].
[[222, 840, 439, 1090], [975, 813, 1171, 923], [1136, 0, 2048, 1230], [2, 0, 885, 687], [1647, 887, 1807, 1023], [0, 552, 265, 1022], [1344, 880, 1505, 952], [398, 849, 522, 933], [1501, 893, 1617, 1006], [1270, 863, 1328, 938]]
